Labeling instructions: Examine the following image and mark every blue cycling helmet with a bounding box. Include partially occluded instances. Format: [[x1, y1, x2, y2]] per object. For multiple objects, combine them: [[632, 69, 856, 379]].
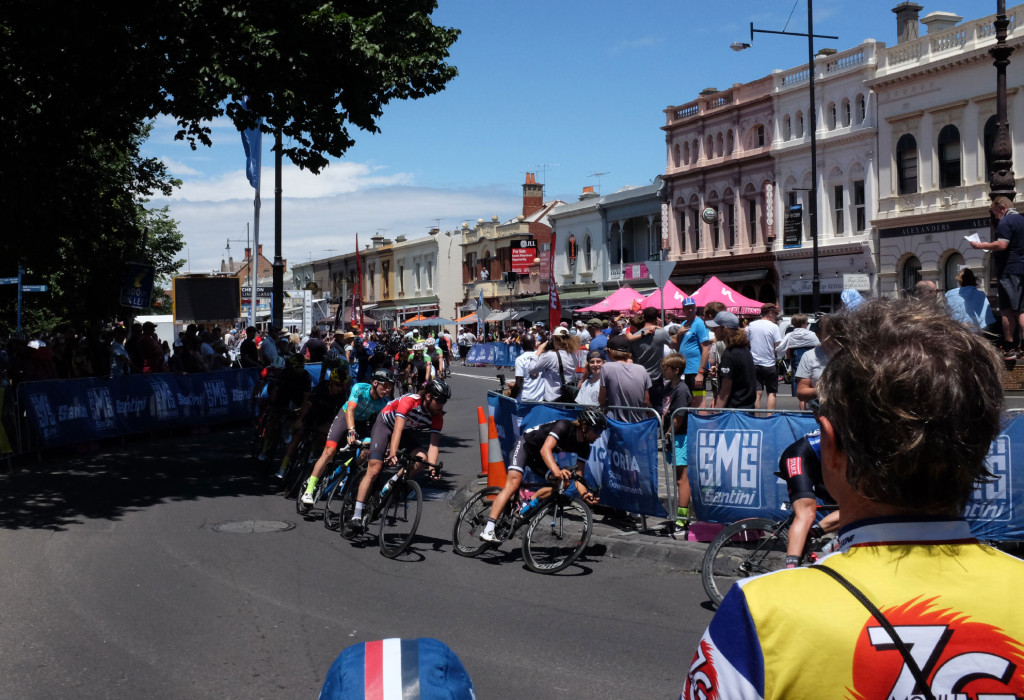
[[319, 638, 475, 700]]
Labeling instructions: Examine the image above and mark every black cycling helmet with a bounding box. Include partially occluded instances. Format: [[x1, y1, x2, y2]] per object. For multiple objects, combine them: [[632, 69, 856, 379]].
[[286, 352, 306, 367], [372, 369, 395, 384], [577, 407, 607, 432], [422, 378, 451, 401]]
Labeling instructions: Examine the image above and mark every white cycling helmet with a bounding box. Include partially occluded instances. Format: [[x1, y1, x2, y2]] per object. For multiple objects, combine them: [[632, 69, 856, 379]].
[[413, 342, 425, 351], [425, 337, 436, 346]]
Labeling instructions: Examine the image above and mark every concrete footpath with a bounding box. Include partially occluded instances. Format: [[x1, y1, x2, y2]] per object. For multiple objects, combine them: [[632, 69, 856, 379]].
[[448, 478, 709, 573]]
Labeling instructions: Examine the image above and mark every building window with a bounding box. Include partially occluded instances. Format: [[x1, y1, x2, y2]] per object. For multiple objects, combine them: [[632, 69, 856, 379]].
[[943, 253, 965, 292], [673, 143, 680, 168], [754, 124, 765, 147], [415, 262, 422, 290], [706, 136, 714, 159], [748, 199, 758, 247], [693, 139, 700, 162], [896, 134, 918, 195], [795, 111, 804, 138], [584, 235, 592, 271], [399, 265, 405, 293], [716, 132, 724, 157], [782, 115, 791, 141], [648, 220, 660, 260], [727, 203, 736, 248], [938, 124, 961, 189], [833, 185, 844, 235], [426, 257, 433, 290], [827, 102, 837, 129], [711, 208, 720, 249], [901, 256, 922, 295], [842, 98, 851, 127], [682, 142, 690, 165], [856, 94, 866, 123], [692, 209, 702, 250], [853, 180, 866, 232]]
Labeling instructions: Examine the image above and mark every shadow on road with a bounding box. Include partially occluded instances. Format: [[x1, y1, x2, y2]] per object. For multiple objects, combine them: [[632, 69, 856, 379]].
[[0, 425, 277, 532]]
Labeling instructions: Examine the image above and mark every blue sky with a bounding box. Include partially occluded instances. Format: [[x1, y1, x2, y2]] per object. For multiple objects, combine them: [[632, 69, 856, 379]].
[[143, 0, 993, 274]]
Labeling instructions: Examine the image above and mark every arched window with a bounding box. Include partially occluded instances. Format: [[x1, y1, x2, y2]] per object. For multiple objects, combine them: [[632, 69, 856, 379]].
[[752, 124, 765, 147], [683, 141, 690, 165], [901, 256, 922, 294], [726, 129, 735, 155], [827, 102, 837, 129], [841, 98, 851, 127], [896, 134, 918, 194], [673, 143, 680, 168], [609, 227, 621, 265], [584, 235, 593, 271], [938, 124, 961, 188], [715, 132, 724, 157], [782, 115, 792, 141], [795, 111, 804, 138], [692, 139, 700, 162], [856, 94, 867, 123], [943, 252, 964, 291], [706, 135, 714, 159]]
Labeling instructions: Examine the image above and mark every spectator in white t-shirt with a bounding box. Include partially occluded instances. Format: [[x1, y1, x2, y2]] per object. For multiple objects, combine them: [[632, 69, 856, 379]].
[[746, 304, 782, 410], [509, 334, 543, 401]]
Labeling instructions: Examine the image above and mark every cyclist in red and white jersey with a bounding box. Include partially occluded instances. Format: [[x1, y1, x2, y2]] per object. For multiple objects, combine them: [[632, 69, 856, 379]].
[[344, 379, 449, 535]]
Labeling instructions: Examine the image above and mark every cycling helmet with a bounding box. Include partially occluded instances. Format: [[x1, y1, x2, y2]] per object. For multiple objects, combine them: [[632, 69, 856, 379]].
[[372, 369, 395, 384], [577, 407, 607, 433], [422, 378, 451, 401], [412, 342, 425, 352], [286, 352, 306, 367], [328, 367, 346, 384], [425, 337, 436, 346]]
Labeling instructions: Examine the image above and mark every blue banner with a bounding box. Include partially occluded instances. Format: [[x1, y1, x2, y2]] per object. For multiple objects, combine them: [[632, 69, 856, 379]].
[[466, 343, 521, 367], [488, 393, 667, 517], [687, 411, 1024, 541], [18, 369, 259, 448]]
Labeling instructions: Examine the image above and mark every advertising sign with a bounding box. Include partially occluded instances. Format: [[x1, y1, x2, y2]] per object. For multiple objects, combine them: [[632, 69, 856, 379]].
[[511, 238, 537, 275], [120, 262, 155, 310], [783, 204, 803, 248]]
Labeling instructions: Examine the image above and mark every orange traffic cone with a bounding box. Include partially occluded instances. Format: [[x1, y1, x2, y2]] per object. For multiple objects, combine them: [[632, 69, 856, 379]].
[[486, 415, 507, 488], [477, 407, 489, 477]]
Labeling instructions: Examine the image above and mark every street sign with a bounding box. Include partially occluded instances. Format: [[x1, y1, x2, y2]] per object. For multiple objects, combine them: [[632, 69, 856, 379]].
[[476, 304, 491, 321], [241, 286, 273, 298], [22, 284, 48, 292], [0, 277, 18, 285], [647, 259, 674, 289]]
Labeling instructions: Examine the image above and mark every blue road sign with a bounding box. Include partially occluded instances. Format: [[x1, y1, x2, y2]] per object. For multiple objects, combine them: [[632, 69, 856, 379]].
[[0, 277, 18, 285], [22, 285, 48, 292]]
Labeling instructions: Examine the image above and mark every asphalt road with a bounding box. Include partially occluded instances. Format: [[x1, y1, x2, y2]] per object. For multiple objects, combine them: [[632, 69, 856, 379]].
[[0, 366, 715, 699]]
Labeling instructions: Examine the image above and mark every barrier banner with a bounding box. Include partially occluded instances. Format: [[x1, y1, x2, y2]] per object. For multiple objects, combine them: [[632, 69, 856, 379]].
[[488, 394, 667, 518], [688, 411, 1024, 541], [466, 343, 521, 367], [18, 369, 259, 449]]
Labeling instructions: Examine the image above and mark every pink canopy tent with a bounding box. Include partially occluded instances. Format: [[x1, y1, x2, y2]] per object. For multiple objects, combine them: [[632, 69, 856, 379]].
[[577, 286, 646, 313], [689, 276, 764, 315], [641, 281, 689, 310]]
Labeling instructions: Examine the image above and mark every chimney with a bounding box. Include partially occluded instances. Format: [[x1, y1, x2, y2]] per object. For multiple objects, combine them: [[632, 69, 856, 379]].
[[523, 172, 544, 218], [921, 11, 962, 34], [244, 247, 251, 260], [257, 244, 263, 257], [579, 185, 600, 202], [892, 2, 924, 44]]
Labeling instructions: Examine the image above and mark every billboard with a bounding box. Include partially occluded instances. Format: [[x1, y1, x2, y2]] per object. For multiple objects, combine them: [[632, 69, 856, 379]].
[[511, 238, 537, 275], [172, 277, 242, 323]]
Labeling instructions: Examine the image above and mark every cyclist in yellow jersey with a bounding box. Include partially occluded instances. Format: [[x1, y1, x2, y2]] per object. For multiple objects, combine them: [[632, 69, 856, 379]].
[[683, 297, 1024, 700]]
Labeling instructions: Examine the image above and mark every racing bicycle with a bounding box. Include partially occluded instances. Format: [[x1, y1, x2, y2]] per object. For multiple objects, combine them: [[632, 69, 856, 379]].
[[293, 438, 368, 524], [451, 475, 594, 574], [700, 503, 839, 607], [339, 449, 443, 558]]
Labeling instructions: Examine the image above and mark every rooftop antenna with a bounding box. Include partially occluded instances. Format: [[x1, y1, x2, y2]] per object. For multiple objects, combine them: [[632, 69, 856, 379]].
[[533, 163, 558, 196], [589, 171, 610, 194]]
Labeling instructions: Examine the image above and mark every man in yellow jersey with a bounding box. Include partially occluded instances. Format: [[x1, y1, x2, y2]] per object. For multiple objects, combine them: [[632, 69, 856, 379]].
[[682, 296, 1024, 700]]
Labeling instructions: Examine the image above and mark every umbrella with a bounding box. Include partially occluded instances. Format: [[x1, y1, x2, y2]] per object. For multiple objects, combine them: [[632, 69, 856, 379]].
[[641, 281, 689, 310], [454, 312, 477, 325], [577, 286, 646, 313], [404, 317, 456, 327]]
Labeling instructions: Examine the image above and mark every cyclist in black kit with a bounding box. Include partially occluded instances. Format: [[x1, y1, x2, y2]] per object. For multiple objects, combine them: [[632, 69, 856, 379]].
[[480, 408, 604, 543], [777, 428, 841, 567]]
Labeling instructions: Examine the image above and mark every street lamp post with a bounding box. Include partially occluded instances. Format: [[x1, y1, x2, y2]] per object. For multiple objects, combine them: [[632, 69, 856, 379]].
[[733, 1, 837, 314], [989, 0, 1016, 201]]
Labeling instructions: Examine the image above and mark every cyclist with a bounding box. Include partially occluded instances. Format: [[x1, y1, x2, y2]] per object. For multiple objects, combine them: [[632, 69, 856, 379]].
[[259, 353, 312, 461], [277, 365, 350, 479], [777, 426, 841, 567], [343, 378, 450, 536], [299, 369, 394, 506], [402, 343, 432, 391], [424, 336, 442, 377], [479, 407, 604, 543]]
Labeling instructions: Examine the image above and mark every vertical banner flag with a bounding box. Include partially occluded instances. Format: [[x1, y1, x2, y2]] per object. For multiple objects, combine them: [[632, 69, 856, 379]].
[[549, 231, 561, 330], [352, 235, 364, 333], [240, 97, 262, 189], [477, 288, 484, 339]]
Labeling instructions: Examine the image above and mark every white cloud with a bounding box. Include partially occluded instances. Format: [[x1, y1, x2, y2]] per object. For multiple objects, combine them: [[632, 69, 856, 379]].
[[160, 158, 202, 176]]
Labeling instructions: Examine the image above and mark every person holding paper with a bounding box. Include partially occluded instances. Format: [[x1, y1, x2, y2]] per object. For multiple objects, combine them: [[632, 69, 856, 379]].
[[970, 196, 1024, 359]]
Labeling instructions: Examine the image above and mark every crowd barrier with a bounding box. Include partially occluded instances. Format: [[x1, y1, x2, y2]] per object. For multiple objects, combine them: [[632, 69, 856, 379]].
[[16, 369, 261, 450], [673, 409, 1024, 542], [488, 392, 669, 518], [466, 343, 522, 368]]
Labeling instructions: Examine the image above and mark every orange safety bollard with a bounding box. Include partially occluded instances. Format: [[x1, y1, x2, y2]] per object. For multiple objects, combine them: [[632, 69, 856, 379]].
[[477, 406, 489, 477], [486, 415, 507, 488]]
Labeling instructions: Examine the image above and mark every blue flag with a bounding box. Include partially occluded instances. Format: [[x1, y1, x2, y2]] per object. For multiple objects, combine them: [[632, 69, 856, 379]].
[[240, 96, 262, 189]]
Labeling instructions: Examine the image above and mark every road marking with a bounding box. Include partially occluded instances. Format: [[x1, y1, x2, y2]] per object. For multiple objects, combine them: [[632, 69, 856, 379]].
[[447, 371, 501, 381]]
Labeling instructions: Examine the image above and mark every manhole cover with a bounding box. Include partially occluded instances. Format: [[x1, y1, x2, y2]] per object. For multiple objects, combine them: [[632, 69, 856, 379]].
[[212, 519, 295, 534]]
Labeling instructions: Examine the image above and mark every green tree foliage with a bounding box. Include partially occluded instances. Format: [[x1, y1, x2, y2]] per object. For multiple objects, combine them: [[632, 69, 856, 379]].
[[0, 0, 458, 333]]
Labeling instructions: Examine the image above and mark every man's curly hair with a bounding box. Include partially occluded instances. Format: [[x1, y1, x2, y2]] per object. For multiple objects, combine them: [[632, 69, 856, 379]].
[[817, 297, 1005, 514]]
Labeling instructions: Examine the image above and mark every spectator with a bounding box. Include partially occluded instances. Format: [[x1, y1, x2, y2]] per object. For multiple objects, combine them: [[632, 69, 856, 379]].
[[457, 327, 475, 365], [795, 316, 834, 404], [598, 334, 651, 423], [747, 304, 782, 410], [140, 321, 167, 374], [303, 328, 328, 362], [945, 267, 995, 334], [509, 334, 542, 401], [677, 298, 711, 407], [661, 352, 692, 529], [627, 306, 673, 409], [239, 327, 260, 368], [110, 326, 131, 377], [971, 195, 1024, 359], [682, 296, 1023, 700], [702, 301, 727, 408], [709, 311, 755, 409], [588, 319, 609, 359], [775, 313, 820, 409], [575, 349, 603, 406], [575, 320, 592, 346], [528, 327, 579, 402]]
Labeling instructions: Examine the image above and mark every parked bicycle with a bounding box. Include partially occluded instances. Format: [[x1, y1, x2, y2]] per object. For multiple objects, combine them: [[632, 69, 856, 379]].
[[700, 503, 839, 607], [452, 475, 594, 574], [339, 449, 442, 558]]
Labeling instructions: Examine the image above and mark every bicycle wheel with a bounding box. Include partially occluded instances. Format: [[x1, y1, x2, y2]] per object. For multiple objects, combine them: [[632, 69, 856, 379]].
[[378, 479, 423, 558], [701, 518, 787, 607], [322, 465, 353, 530], [452, 487, 501, 557], [522, 497, 593, 574], [339, 467, 368, 540]]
